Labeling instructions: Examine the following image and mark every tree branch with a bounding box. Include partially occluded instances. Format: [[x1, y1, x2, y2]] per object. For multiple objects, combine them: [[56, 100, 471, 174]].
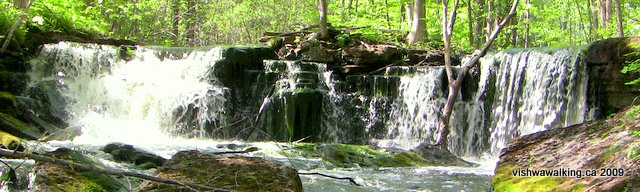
[[0, 149, 229, 192], [298, 172, 361, 186], [438, 0, 519, 148]]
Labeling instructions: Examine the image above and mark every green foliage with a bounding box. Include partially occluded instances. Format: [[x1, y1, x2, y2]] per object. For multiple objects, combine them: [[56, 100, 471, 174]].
[[622, 46, 640, 86]]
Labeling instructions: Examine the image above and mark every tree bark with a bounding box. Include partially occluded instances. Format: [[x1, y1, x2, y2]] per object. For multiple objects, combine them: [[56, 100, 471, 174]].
[[407, 0, 426, 44], [171, 0, 180, 46], [437, 0, 519, 150], [467, 0, 474, 48], [319, 0, 329, 39], [0, 149, 228, 192], [524, 0, 530, 48], [404, 3, 413, 28], [615, 0, 624, 37]]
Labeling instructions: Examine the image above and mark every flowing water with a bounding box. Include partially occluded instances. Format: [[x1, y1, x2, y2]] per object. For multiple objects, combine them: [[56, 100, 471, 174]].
[[14, 42, 590, 191]]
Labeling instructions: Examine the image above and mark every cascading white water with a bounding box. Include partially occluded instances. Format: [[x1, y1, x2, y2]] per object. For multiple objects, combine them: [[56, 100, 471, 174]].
[[368, 48, 588, 156], [373, 67, 447, 149], [481, 49, 588, 153], [30, 42, 228, 146]]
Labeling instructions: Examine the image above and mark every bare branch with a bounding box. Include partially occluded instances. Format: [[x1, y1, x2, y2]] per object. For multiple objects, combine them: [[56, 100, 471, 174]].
[[298, 172, 361, 186]]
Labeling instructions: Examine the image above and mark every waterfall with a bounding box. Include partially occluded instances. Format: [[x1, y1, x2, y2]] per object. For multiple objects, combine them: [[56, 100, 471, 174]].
[[28, 42, 589, 156], [367, 48, 588, 155], [29, 42, 228, 145], [480, 49, 588, 153]]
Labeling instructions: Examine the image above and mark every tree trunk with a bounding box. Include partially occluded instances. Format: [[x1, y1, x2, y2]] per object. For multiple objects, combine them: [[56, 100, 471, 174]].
[[0, 0, 32, 53], [615, 0, 624, 37], [467, 0, 474, 48], [438, 0, 519, 150], [474, 0, 486, 49], [385, 0, 391, 29], [588, 0, 600, 41], [171, 0, 180, 46], [319, 0, 329, 39], [524, 0, 530, 48], [407, 0, 426, 44], [404, 3, 413, 28], [185, 0, 197, 46]]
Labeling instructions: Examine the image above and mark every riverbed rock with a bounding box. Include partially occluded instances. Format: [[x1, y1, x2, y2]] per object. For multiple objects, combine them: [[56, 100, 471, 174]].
[[101, 143, 166, 169], [139, 150, 303, 192], [31, 148, 127, 192], [491, 105, 640, 192]]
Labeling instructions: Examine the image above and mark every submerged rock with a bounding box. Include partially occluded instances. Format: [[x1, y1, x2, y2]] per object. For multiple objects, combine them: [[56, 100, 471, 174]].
[[101, 143, 166, 169], [491, 105, 640, 191], [139, 150, 303, 192], [31, 148, 127, 192]]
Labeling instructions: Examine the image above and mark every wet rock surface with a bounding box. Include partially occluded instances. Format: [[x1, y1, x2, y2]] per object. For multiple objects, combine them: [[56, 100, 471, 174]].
[[139, 150, 303, 192], [102, 143, 167, 169], [31, 148, 127, 192], [492, 105, 640, 192]]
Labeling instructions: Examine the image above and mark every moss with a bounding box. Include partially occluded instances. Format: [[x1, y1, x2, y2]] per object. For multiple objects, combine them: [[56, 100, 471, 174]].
[[285, 143, 438, 168], [0, 91, 17, 115], [491, 165, 567, 192], [0, 130, 22, 150], [0, 112, 40, 139], [33, 148, 127, 192]]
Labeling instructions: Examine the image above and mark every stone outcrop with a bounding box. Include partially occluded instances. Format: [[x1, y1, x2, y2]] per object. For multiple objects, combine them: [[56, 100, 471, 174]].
[[491, 105, 640, 191], [31, 148, 128, 192], [587, 36, 640, 117], [139, 150, 303, 192]]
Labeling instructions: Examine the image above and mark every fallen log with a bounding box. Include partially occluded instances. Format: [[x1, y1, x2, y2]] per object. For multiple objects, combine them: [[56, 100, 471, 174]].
[[0, 149, 228, 192]]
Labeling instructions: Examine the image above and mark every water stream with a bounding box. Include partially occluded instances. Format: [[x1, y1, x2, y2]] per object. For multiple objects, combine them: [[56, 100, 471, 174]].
[[15, 42, 590, 191]]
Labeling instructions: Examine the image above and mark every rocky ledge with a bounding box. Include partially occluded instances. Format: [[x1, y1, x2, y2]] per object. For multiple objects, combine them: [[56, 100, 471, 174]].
[[139, 150, 303, 192], [491, 105, 640, 191]]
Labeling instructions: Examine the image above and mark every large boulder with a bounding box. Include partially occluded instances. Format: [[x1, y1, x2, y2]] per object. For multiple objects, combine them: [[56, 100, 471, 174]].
[[139, 150, 303, 192], [491, 105, 640, 192], [30, 148, 128, 192]]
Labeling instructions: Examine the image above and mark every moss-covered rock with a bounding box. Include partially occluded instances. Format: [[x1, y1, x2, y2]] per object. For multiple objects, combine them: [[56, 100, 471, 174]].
[[0, 112, 41, 140], [0, 91, 18, 116], [0, 130, 24, 151], [139, 150, 303, 192], [491, 105, 640, 192], [283, 143, 472, 168], [31, 148, 127, 192]]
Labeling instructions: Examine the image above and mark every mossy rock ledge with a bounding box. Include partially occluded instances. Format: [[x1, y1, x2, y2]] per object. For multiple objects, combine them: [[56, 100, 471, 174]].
[[491, 105, 640, 192], [139, 150, 303, 192], [31, 148, 128, 192]]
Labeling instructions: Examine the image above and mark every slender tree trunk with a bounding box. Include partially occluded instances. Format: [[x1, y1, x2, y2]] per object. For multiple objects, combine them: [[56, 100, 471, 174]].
[[385, 0, 392, 29], [171, 0, 180, 46], [438, 0, 519, 150], [185, 0, 197, 46], [474, 0, 486, 48], [467, 0, 475, 48], [524, 0, 530, 48], [615, 0, 624, 37], [408, 0, 426, 44], [319, 0, 329, 39], [0, 0, 32, 53], [588, 0, 600, 41]]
